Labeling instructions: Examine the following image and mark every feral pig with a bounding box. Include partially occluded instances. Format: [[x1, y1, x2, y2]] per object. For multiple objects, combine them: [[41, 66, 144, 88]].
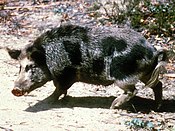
[[7, 24, 167, 109]]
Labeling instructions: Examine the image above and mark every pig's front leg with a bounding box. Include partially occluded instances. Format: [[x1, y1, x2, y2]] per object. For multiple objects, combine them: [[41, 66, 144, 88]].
[[43, 81, 68, 103], [48, 68, 77, 101], [50, 79, 68, 100]]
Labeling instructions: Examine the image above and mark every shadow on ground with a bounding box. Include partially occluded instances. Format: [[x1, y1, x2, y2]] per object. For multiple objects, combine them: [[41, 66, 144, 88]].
[[121, 96, 175, 113], [25, 95, 175, 113], [25, 96, 115, 112]]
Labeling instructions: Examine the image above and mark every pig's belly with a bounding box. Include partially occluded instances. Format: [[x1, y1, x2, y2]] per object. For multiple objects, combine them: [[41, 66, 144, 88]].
[[76, 70, 114, 86]]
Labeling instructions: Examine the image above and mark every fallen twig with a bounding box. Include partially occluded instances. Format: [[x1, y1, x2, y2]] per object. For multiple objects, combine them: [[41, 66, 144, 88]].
[[0, 126, 13, 131]]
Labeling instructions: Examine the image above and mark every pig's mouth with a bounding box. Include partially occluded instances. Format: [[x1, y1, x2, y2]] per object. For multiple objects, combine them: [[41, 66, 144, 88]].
[[11, 87, 29, 96]]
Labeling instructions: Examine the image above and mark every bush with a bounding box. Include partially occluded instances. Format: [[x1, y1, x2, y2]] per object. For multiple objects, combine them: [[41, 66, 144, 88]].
[[91, 0, 175, 37], [128, 0, 175, 37]]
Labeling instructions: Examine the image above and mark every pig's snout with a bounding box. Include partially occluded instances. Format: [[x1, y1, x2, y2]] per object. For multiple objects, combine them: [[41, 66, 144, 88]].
[[12, 87, 26, 96]]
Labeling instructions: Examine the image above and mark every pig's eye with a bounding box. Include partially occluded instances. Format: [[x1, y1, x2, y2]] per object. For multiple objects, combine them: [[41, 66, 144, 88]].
[[25, 65, 33, 72], [25, 65, 37, 72]]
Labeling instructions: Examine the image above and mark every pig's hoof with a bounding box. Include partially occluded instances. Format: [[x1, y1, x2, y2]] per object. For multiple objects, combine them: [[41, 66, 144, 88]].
[[110, 99, 122, 109], [110, 103, 121, 109]]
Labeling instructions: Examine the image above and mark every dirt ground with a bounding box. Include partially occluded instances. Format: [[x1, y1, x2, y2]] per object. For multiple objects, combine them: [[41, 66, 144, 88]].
[[0, 1, 175, 131]]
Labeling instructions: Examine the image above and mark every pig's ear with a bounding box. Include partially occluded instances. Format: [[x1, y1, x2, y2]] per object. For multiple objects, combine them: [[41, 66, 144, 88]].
[[30, 50, 45, 65], [6, 48, 21, 60]]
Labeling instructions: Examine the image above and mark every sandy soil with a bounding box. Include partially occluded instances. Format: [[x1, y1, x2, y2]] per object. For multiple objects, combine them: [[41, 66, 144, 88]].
[[0, 1, 175, 131]]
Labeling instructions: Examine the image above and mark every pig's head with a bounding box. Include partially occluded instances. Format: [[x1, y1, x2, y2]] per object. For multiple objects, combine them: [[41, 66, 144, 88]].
[[7, 46, 52, 96]]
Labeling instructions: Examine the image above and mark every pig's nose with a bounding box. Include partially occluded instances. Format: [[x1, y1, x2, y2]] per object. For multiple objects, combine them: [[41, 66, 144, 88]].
[[12, 87, 24, 96]]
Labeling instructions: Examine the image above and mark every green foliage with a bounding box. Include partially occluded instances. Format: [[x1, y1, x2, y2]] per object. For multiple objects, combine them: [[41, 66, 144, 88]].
[[93, 0, 175, 37], [128, 0, 175, 37], [125, 118, 155, 130], [125, 117, 175, 130]]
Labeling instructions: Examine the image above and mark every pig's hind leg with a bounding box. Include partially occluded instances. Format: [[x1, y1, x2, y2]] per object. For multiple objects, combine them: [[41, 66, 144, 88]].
[[110, 85, 137, 109], [140, 72, 163, 110]]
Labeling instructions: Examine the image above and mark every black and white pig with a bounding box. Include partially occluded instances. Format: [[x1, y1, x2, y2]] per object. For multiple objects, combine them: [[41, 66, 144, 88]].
[[7, 24, 167, 109]]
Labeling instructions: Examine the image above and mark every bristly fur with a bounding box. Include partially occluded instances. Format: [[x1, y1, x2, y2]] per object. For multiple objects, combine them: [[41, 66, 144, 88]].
[[7, 24, 168, 109]]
